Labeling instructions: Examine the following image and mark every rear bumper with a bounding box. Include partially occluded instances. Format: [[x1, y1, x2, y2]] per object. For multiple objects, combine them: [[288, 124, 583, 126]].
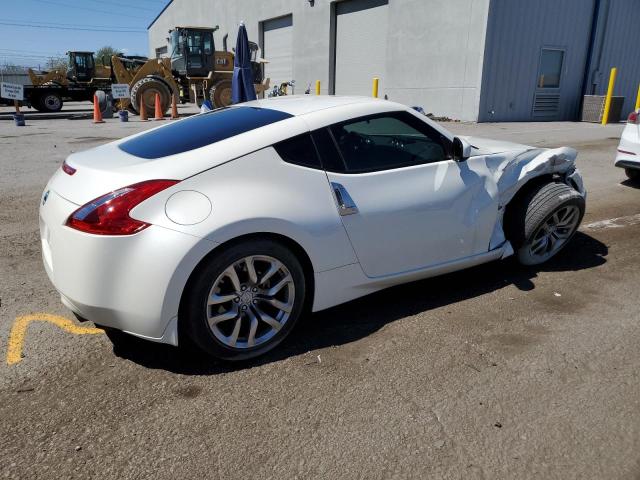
[[39, 189, 217, 345], [615, 157, 640, 170], [615, 124, 640, 170]]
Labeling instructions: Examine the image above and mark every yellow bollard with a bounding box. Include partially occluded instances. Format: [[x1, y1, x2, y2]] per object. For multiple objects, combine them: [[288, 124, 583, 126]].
[[315, 80, 321, 95], [635, 83, 640, 111], [602, 67, 617, 125], [372, 77, 379, 98]]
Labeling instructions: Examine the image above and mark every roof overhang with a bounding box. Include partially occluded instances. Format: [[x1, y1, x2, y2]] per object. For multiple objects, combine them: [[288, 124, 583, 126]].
[[147, 0, 174, 30]]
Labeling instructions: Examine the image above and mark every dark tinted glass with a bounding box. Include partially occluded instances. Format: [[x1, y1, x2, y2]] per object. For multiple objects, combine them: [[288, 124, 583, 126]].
[[274, 134, 322, 169], [329, 111, 451, 173], [119, 107, 292, 159], [311, 128, 345, 172]]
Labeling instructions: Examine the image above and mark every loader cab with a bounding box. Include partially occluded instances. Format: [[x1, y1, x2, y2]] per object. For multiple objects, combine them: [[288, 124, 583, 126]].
[[67, 51, 95, 82], [169, 27, 215, 77]]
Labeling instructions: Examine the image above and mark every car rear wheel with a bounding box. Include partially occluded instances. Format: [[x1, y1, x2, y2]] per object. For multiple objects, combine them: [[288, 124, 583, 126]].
[[183, 239, 306, 361], [625, 168, 640, 181], [512, 182, 585, 266]]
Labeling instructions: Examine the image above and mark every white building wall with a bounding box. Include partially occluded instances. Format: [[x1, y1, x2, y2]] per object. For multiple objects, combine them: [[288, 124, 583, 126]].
[[148, 0, 490, 121]]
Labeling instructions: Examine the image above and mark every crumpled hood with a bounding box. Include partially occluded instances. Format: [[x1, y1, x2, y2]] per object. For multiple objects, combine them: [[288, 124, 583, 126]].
[[460, 136, 533, 156]]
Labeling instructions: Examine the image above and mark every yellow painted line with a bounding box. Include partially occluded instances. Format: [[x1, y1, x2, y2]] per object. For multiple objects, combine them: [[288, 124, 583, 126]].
[[7, 313, 104, 365]]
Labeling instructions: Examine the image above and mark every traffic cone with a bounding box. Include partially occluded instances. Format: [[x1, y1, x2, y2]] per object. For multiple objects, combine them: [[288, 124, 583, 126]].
[[170, 94, 179, 120], [139, 97, 148, 122], [154, 93, 164, 120], [92, 94, 104, 124]]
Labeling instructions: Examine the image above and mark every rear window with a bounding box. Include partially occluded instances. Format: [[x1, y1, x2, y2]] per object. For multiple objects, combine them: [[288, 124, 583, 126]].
[[119, 106, 293, 159]]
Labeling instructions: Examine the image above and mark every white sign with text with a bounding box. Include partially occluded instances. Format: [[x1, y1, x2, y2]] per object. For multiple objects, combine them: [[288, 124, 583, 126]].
[[111, 84, 130, 99], [1, 82, 24, 101]]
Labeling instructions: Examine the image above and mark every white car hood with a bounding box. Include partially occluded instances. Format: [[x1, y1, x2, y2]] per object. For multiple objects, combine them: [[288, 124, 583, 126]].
[[460, 136, 533, 155]]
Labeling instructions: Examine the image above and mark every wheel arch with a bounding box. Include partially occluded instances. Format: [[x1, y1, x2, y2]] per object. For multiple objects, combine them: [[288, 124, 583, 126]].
[[502, 173, 555, 245], [176, 232, 316, 344]]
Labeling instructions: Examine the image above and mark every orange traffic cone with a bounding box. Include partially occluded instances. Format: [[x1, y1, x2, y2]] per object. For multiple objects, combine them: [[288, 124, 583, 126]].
[[139, 97, 148, 121], [92, 94, 104, 124], [170, 94, 179, 120], [154, 93, 164, 120]]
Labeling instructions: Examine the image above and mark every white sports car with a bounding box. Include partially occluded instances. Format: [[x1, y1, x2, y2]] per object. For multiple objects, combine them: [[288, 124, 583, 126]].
[[615, 109, 640, 180], [40, 96, 586, 361]]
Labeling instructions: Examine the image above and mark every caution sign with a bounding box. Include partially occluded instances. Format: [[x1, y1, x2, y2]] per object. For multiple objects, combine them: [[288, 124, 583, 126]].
[[1, 82, 24, 101], [111, 84, 130, 99]]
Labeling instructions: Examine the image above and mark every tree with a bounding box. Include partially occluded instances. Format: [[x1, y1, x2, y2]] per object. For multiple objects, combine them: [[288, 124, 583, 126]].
[[0, 63, 25, 74], [95, 46, 121, 66], [45, 56, 67, 72]]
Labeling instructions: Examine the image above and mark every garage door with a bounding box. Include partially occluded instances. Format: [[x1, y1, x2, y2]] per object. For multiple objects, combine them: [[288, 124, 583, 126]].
[[262, 15, 293, 89], [334, 0, 388, 96]]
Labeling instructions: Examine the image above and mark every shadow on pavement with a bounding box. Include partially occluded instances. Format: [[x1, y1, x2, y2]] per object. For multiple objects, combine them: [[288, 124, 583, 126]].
[[621, 178, 640, 189], [109, 232, 607, 375]]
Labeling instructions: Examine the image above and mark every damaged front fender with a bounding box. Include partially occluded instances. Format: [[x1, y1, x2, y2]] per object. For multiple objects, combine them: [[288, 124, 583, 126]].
[[487, 146, 586, 252]]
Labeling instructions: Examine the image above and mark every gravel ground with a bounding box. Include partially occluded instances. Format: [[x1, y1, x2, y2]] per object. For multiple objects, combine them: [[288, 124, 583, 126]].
[[0, 103, 639, 479]]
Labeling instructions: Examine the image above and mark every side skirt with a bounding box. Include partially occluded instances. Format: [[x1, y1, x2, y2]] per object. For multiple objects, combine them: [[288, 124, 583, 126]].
[[312, 243, 512, 312]]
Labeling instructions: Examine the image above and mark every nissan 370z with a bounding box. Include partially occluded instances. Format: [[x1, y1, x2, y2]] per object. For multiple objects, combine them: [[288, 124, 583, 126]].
[[40, 96, 586, 361]]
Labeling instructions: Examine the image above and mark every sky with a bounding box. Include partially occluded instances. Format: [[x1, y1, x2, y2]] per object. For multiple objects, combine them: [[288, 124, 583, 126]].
[[0, 0, 170, 69]]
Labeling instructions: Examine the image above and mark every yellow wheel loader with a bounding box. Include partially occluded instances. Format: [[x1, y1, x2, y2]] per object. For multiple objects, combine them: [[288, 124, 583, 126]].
[[25, 51, 114, 112], [112, 26, 270, 115]]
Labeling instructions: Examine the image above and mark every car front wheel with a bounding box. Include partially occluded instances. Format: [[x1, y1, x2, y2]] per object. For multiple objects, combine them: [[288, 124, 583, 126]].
[[182, 239, 306, 361], [512, 181, 585, 266]]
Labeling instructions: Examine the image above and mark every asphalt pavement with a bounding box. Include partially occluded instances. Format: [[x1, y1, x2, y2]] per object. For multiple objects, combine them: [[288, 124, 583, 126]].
[[0, 104, 639, 479]]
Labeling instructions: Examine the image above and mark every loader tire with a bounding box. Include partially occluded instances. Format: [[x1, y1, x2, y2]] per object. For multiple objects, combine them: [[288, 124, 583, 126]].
[[209, 80, 233, 108], [130, 76, 171, 116]]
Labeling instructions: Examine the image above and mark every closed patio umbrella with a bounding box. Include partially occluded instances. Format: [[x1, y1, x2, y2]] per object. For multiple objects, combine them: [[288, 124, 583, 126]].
[[232, 22, 257, 104]]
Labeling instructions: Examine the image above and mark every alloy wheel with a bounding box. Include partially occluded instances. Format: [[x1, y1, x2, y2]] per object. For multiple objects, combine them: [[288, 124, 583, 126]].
[[206, 255, 295, 349], [528, 205, 580, 262]]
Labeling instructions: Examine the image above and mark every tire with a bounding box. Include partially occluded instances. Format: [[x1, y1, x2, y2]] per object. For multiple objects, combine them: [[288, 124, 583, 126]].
[[130, 76, 171, 115], [182, 239, 306, 361], [625, 168, 640, 181], [33, 92, 63, 112], [511, 181, 585, 266], [209, 79, 233, 108]]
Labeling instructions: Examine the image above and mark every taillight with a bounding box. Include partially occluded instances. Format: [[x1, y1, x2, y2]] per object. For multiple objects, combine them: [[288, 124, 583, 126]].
[[628, 111, 639, 124], [62, 160, 76, 176], [66, 180, 178, 235]]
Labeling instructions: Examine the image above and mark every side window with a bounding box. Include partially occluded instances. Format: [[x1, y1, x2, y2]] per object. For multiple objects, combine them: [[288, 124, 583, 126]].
[[203, 33, 213, 56], [328, 112, 451, 173], [274, 133, 323, 170], [311, 128, 345, 172]]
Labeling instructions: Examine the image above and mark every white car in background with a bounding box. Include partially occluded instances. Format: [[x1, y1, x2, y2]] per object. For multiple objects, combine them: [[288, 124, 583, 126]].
[[39, 96, 586, 361], [615, 109, 640, 180]]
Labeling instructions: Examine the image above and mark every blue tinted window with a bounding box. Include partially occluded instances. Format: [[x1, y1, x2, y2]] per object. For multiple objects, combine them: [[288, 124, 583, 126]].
[[119, 106, 293, 159]]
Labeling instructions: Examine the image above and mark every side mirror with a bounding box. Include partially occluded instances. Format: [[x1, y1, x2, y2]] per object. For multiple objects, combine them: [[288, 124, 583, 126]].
[[452, 136, 471, 162]]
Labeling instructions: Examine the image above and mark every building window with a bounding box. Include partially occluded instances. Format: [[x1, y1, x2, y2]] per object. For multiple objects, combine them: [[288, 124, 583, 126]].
[[538, 49, 564, 89], [155, 46, 168, 58]]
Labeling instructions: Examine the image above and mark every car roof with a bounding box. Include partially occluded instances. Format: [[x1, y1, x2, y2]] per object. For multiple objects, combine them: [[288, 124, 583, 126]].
[[240, 95, 393, 117]]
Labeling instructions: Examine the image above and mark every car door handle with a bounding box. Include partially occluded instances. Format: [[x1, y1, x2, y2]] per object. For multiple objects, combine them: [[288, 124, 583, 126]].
[[331, 182, 358, 216]]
